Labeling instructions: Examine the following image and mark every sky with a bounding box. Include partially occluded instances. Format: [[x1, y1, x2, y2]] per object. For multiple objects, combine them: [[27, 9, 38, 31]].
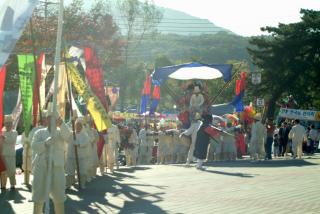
[[152, 0, 320, 36]]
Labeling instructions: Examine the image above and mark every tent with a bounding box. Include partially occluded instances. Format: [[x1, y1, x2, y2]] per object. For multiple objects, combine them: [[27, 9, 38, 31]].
[[151, 62, 233, 85]]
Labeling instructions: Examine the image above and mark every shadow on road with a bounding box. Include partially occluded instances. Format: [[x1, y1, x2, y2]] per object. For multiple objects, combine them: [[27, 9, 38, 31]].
[[204, 159, 318, 168], [203, 169, 256, 178], [65, 170, 167, 214]]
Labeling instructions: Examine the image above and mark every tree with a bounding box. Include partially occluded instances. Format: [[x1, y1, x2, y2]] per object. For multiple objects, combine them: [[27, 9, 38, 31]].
[[115, 0, 163, 110], [247, 9, 320, 118]]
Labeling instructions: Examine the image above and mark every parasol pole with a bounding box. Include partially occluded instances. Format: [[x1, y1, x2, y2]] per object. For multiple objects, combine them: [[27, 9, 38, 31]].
[[44, 0, 64, 213]]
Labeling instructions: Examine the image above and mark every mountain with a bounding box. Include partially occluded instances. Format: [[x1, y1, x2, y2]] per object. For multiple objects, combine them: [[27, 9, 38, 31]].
[[155, 7, 233, 35]]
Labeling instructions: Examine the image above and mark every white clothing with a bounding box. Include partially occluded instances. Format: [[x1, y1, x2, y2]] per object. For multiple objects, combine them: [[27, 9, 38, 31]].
[[31, 125, 69, 203], [190, 93, 204, 110], [250, 121, 266, 159], [289, 124, 306, 158], [181, 120, 202, 163], [2, 130, 18, 177]]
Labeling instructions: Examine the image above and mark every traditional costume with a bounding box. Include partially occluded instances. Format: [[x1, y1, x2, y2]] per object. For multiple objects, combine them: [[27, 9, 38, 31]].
[[288, 120, 306, 159], [250, 114, 266, 160]]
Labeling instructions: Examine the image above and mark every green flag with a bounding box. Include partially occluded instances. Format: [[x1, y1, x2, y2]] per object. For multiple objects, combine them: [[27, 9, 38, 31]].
[[18, 55, 35, 136]]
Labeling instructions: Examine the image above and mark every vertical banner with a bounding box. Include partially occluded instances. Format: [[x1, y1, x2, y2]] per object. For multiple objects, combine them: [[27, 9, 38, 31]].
[[0, 65, 6, 131], [67, 63, 111, 131], [106, 86, 120, 109], [18, 55, 35, 136], [32, 52, 44, 125], [149, 84, 160, 115], [140, 74, 151, 114], [84, 47, 108, 111], [0, 0, 39, 68], [57, 63, 68, 119]]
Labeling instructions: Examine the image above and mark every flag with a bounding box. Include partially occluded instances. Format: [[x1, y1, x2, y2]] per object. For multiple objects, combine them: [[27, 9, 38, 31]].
[[84, 47, 109, 111], [67, 63, 111, 131], [32, 53, 44, 126], [0, 0, 39, 68], [18, 54, 35, 136], [149, 84, 160, 115], [0, 65, 6, 131], [12, 90, 22, 130], [231, 71, 246, 112], [140, 74, 151, 114]]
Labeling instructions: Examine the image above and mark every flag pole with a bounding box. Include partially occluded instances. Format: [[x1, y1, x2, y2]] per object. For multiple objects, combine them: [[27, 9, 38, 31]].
[[45, 0, 64, 213], [63, 52, 81, 189]]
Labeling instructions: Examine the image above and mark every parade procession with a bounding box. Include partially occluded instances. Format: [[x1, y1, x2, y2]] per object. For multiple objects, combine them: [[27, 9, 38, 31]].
[[1, 0, 320, 214]]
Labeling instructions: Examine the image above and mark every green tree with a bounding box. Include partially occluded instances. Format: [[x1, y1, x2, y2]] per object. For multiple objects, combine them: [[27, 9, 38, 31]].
[[247, 9, 320, 118]]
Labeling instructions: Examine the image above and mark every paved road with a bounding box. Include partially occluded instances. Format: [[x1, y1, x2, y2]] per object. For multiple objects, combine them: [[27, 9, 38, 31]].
[[1, 155, 320, 214]]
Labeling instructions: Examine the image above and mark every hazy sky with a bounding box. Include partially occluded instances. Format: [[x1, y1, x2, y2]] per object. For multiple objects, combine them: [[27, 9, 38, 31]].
[[153, 0, 320, 36]]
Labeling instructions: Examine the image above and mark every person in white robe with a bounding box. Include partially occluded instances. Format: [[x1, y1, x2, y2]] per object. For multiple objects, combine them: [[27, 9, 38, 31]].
[[22, 111, 48, 185], [65, 117, 90, 189], [0, 115, 18, 190], [138, 127, 148, 164], [250, 114, 266, 160], [179, 113, 202, 165], [31, 111, 69, 214], [101, 124, 120, 173], [288, 119, 306, 159], [125, 128, 139, 166], [84, 115, 99, 180]]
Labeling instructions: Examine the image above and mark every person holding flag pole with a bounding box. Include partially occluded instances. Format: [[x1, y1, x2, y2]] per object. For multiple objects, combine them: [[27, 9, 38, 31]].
[[31, 0, 66, 213]]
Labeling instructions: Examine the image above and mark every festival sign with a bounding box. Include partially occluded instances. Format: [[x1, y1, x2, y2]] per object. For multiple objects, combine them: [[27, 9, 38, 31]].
[[278, 108, 320, 121], [18, 55, 35, 136], [67, 63, 112, 131]]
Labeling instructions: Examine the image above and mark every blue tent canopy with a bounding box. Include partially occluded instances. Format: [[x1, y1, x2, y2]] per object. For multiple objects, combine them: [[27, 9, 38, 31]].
[[151, 62, 233, 85]]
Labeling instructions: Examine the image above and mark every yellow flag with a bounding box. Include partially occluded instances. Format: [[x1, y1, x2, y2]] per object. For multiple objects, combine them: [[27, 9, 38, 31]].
[[67, 63, 111, 131]]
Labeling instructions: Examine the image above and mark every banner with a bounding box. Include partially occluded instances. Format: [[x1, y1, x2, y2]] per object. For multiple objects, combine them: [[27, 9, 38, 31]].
[[57, 63, 68, 119], [140, 74, 151, 114], [0, 65, 6, 131], [106, 86, 119, 109], [84, 47, 108, 111], [18, 55, 35, 136], [149, 84, 160, 115], [0, 0, 39, 68], [67, 63, 111, 131], [12, 90, 22, 129], [32, 53, 44, 125], [278, 108, 320, 121]]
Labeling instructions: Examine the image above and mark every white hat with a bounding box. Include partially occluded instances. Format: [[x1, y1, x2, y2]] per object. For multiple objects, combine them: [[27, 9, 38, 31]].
[[194, 86, 201, 93], [4, 115, 13, 123], [75, 117, 84, 125], [194, 112, 201, 120], [254, 113, 262, 121]]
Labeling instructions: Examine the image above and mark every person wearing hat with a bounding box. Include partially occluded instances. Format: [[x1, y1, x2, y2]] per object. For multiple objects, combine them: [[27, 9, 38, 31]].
[[179, 112, 202, 165], [0, 115, 18, 190], [288, 119, 306, 159], [189, 86, 204, 116], [22, 110, 49, 185], [31, 109, 71, 214], [83, 114, 99, 181], [125, 125, 139, 166], [65, 116, 90, 189], [250, 113, 266, 161], [101, 123, 121, 173], [193, 114, 220, 170]]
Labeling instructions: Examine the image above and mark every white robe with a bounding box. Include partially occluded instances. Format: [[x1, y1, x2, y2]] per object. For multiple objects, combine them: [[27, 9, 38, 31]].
[[2, 130, 18, 177], [181, 120, 202, 163], [250, 121, 266, 159], [289, 124, 306, 158], [31, 125, 69, 203]]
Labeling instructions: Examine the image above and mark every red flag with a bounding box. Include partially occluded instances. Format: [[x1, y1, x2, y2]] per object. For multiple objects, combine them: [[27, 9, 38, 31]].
[[142, 74, 151, 95], [84, 47, 109, 111], [240, 71, 246, 91], [33, 53, 44, 126], [152, 85, 160, 100], [0, 65, 6, 132], [235, 79, 241, 95]]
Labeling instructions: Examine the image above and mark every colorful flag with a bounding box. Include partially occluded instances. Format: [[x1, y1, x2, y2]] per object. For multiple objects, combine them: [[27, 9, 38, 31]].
[[18, 55, 35, 136], [0, 0, 39, 68], [84, 47, 109, 111], [149, 84, 160, 115], [140, 74, 151, 114], [67, 63, 111, 131], [32, 53, 44, 126], [0, 65, 6, 131], [231, 71, 246, 112]]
